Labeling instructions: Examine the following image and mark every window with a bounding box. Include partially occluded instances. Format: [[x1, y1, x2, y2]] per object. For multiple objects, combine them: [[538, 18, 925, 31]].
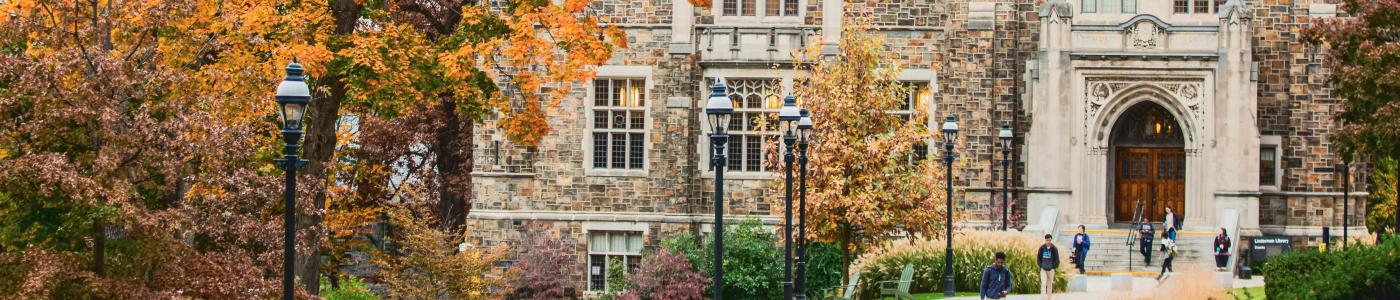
[[1260, 146, 1278, 186], [893, 82, 932, 162], [723, 79, 783, 172], [1122, 0, 1137, 13], [591, 78, 646, 170], [1082, 0, 1097, 13], [1176, 0, 1216, 14], [1193, 0, 1210, 13], [724, 0, 797, 17], [587, 231, 643, 291]]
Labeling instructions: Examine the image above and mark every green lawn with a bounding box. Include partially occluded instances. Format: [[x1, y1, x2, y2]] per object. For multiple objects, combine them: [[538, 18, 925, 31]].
[[1227, 286, 1266, 300], [905, 292, 979, 299]]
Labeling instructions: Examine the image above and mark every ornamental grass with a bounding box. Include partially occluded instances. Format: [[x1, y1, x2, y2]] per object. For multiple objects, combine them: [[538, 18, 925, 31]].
[[851, 230, 1068, 296]]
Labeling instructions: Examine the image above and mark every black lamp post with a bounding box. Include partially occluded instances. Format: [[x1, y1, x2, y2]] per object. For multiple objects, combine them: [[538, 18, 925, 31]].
[[1342, 159, 1350, 250], [940, 114, 959, 297], [999, 123, 1012, 231], [705, 82, 733, 300], [778, 95, 801, 300], [795, 109, 813, 300], [274, 62, 311, 299]]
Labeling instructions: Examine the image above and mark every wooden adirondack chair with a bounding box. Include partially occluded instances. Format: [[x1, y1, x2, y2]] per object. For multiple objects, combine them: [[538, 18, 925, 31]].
[[822, 271, 861, 300], [877, 263, 915, 300]]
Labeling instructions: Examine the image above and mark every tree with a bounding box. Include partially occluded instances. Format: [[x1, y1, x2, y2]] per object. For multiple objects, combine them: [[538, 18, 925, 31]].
[[310, 0, 622, 292], [0, 0, 329, 297], [782, 17, 947, 281], [1306, 0, 1400, 234]]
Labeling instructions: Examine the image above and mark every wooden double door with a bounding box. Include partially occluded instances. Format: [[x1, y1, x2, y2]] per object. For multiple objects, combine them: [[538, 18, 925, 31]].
[[1114, 147, 1185, 223]]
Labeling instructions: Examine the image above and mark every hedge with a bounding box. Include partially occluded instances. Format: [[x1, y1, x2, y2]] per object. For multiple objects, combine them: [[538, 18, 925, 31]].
[[852, 231, 1067, 297], [1261, 234, 1400, 300]]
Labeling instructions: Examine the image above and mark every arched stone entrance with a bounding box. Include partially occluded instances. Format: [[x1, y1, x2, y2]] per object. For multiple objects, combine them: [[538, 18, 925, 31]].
[[1109, 102, 1185, 223]]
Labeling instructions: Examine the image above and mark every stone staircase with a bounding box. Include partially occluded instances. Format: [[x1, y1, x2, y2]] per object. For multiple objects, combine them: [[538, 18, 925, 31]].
[[1054, 228, 1219, 274]]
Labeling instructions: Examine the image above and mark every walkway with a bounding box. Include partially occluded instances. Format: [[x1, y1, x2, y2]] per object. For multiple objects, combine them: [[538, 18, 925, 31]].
[[943, 275, 1264, 300]]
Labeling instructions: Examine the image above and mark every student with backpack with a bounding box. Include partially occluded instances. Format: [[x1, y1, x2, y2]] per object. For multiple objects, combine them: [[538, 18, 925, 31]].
[[1157, 232, 1177, 281], [1037, 234, 1060, 299], [1071, 225, 1091, 274]]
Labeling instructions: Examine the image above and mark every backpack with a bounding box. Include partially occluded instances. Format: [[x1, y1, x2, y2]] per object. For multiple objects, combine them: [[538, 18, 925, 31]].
[[1174, 213, 1183, 230]]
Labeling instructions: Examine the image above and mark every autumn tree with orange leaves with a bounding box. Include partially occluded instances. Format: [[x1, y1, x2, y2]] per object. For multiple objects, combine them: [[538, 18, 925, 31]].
[[310, 0, 622, 294], [0, 0, 621, 297], [778, 17, 950, 282], [0, 0, 329, 298]]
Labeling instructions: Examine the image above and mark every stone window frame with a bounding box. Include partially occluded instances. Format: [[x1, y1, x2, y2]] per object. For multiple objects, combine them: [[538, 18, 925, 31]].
[[1080, 0, 1138, 14], [698, 69, 936, 180], [584, 66, 655, 177], [699, 69, 794, 180], [1174, 0, 1222, 14], [715, 0, 805, 24], [582, 222, 647, 292], [1260, 135, 1282, 190], [889, 79, 935, 163]]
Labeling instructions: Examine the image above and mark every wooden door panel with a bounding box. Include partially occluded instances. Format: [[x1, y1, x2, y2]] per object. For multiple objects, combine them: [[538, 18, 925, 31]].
[[1114, 147, 1185, 223]]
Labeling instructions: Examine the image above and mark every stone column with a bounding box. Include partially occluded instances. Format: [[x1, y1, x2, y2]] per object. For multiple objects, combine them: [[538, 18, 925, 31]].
[[668, 0, 695, 55], [1024, 0, 1074, 231], [1210, 0, 1260, 231], [822, 0, 841, 55]]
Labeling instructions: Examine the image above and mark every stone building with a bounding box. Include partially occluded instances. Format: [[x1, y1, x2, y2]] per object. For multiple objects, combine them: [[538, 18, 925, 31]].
[[465, 0, 1370, 291]]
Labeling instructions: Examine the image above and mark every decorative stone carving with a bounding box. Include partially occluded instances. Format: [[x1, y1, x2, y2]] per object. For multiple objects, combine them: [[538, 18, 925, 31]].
[[1126, 21, 1164, 50]]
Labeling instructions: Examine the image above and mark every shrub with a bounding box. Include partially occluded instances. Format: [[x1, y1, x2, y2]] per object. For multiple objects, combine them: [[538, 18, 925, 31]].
[[321, 275, 378, 300], [504, 227, 577, 299], [1262, 234, 1400, 300], [374, 205, 504, 299], [626, 249, 708, 300], [852, 231, 1067, 296], [662, 219, 783, 299], [802, 242, 843, 299]]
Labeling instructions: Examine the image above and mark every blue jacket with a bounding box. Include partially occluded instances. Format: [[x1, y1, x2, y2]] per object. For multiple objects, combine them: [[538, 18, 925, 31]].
[[980, 264, 1013, 299], [1073, 233, 1092, 252]]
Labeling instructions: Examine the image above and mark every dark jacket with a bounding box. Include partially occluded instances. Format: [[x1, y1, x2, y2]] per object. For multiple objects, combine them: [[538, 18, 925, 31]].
[[1139, 223, 1155, 242], [1037, 244, 1060, 270], [1214, 234, 1231, 255], [980, 264, 1013, 299]]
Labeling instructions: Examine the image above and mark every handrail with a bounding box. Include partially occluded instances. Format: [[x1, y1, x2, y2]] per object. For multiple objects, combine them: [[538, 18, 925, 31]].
[[1125, 198, 1146, 272]]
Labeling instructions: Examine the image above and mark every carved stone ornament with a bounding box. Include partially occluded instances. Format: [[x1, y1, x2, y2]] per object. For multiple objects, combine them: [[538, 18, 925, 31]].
[[1126, 21, 1164, 49]]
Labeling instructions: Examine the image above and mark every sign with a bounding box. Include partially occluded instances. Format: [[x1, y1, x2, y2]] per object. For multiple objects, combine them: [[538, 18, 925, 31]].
[[1248, 236, 1292, 264]]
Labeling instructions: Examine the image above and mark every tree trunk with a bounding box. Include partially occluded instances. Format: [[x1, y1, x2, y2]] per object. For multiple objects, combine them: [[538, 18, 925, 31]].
[[92, 219, 104, 276], [294, 0, 359, 294], [431, 95, 471, 233]]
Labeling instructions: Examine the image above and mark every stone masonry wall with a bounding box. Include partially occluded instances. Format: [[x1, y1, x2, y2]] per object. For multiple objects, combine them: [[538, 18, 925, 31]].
[[1248, 0, 1370, 227]]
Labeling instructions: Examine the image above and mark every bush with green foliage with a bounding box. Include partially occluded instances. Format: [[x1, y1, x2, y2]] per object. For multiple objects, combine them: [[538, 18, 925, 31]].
[[320, 275, 378, 300], [801, 242, 844, 299], [1261, 234, 1400, 300], [852, 231, 1066, 297], [662, 219, 782, 299]]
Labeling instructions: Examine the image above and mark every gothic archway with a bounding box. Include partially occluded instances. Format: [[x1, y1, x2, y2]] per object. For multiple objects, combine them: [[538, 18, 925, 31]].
[[1109, 101, 1185, 223]]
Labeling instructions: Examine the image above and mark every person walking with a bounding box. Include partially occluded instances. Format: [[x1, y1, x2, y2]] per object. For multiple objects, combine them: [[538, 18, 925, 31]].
[[1071, 225, 1091, 274], [1157, 233, 1177, 281], [980, 252, 1013, 300], [1037, 234, 1060, 299], [1214, 227, 1231, 271], [1138, 217, 1155, 265], [1162, 207, 1179, 246]]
